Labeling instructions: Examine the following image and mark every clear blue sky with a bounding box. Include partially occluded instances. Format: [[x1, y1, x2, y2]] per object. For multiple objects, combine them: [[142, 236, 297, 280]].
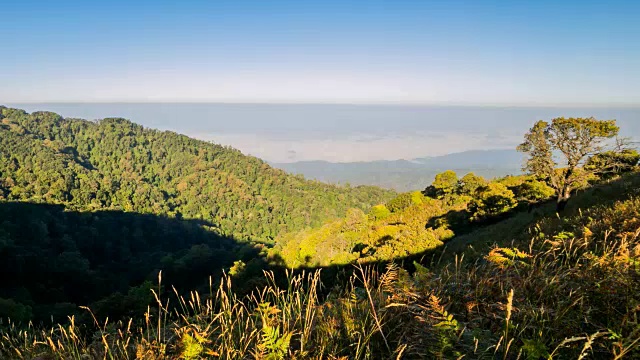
[[2, 0, 639, 104]]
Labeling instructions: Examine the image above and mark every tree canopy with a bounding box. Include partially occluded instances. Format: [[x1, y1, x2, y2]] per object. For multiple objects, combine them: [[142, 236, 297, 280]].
[[517, 117, 621, 211], [0, 107, 395, 242]]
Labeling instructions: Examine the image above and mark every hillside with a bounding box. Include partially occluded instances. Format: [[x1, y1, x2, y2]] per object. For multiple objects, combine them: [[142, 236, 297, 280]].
[[2, 110, 640, 359], [4, 172, 639, 359], [0, 106, 394, 242], [0, 106, 394, 322], [271, 171, 552, 267], [273, 149, 522, 191]]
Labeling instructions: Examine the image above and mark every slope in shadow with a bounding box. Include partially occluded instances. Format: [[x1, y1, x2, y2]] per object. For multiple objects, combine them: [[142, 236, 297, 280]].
[[0, 201, 258, 323]]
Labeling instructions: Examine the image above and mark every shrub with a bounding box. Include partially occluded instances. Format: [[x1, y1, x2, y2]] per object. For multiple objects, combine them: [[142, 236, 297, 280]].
[[369, 204, 391, 220], [458, 172, 486, 196], [469, 183, 517, 221], [585, 149, 640, 178], [386, 193, 413, 213], [514, 179, 555, 203]]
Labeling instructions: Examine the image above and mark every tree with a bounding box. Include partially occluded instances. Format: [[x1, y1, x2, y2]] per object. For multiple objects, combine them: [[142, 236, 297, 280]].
[[424, 170, 458, 199], [585, 148, 640, 178], [458, 172, 486, 196], [469, 183, 517, 221], [515, 179, 555, 203], [387, 193, 414, 213], [369, 204, 392, 220], [517, 117, 620, 211]]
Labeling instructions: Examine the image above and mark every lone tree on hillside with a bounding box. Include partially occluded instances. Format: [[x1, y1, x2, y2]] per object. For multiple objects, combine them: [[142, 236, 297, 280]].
[[517, 117, 623, 212]]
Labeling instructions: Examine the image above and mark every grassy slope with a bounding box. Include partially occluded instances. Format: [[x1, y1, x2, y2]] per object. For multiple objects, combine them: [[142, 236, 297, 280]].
[[440, 171, 640, 262]]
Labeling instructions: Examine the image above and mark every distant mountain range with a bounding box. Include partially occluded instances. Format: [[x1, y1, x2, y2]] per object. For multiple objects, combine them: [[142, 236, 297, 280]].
[[273, 149, 524, 191]]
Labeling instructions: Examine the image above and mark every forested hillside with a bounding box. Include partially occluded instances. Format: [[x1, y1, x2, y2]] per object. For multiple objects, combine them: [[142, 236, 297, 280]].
[[272, 171, 555, 267], [0, 106, 394, 322], [0, 202, 243, 323], [273, 118, 639, 269], [0, 106, 394, 242]]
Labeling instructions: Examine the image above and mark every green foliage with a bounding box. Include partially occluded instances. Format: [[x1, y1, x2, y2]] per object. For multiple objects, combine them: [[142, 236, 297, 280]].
[[514, 179, 556, 202], [0, 107, 395, 322], [0, 201, 245, 323], [179, 333, 205, 360], [585, 149, 640, 178], [344, 208, 367, 231], [2, 107, 639, 359], [522, 339, 550, 360], [368, 204, 391, 220], [386, 192, 413, 213], [434, 170, 459, 192], [426, 170, 458, 199], [518, 117, 621, 209], [0, 298, 33, 323], [485, 247, 531, 269], [458, 172, 486, 196], [275, 193, 449, 267], [3, 172, 640, 359], [469, 183, 517, 221], [409, 190, 426, 205], [229, 260, 246, 277], [424, 171, 485, 208], [0, 107, 394, 243], [497, 174, 528, 188]]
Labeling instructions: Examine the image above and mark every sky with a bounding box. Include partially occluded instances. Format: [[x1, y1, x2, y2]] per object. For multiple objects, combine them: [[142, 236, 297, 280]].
[[2, 0, 640, 105]]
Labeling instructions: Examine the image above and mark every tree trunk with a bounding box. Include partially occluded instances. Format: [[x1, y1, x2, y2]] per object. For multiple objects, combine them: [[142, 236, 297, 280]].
[[556, 188, 571, 212], [556, 196, 569, 212]]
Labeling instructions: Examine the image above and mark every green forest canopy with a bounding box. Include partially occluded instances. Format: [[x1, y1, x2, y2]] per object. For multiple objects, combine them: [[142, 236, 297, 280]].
[[0, 106, 394, 242], [0, 106, 395, 322]]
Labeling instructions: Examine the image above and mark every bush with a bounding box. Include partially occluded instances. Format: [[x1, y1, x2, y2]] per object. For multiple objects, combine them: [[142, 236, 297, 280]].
[[424, 170, 458, 199], [469, 183, 517, 221], [410, 191, 426, 205], [514, 179, 555, 203], [458, 173, 486, 196], [586, 149, 640, 178], [0, 298, 32, 323], [387, 193, 413, 213], [369, 204, 391, 220]]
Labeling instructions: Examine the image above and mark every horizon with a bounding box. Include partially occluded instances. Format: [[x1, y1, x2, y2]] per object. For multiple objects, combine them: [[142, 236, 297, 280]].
[[6, 101, 640, 107], [5, 102, 640, 163], [4, 0, 639, 161]]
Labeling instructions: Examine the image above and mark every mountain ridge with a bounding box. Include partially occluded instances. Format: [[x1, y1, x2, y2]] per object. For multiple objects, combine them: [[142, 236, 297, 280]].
[[273, 149, 523, 191]]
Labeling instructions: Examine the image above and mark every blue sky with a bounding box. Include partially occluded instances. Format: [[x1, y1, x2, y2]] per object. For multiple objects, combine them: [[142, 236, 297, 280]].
[[2, 0, 639, 104]]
